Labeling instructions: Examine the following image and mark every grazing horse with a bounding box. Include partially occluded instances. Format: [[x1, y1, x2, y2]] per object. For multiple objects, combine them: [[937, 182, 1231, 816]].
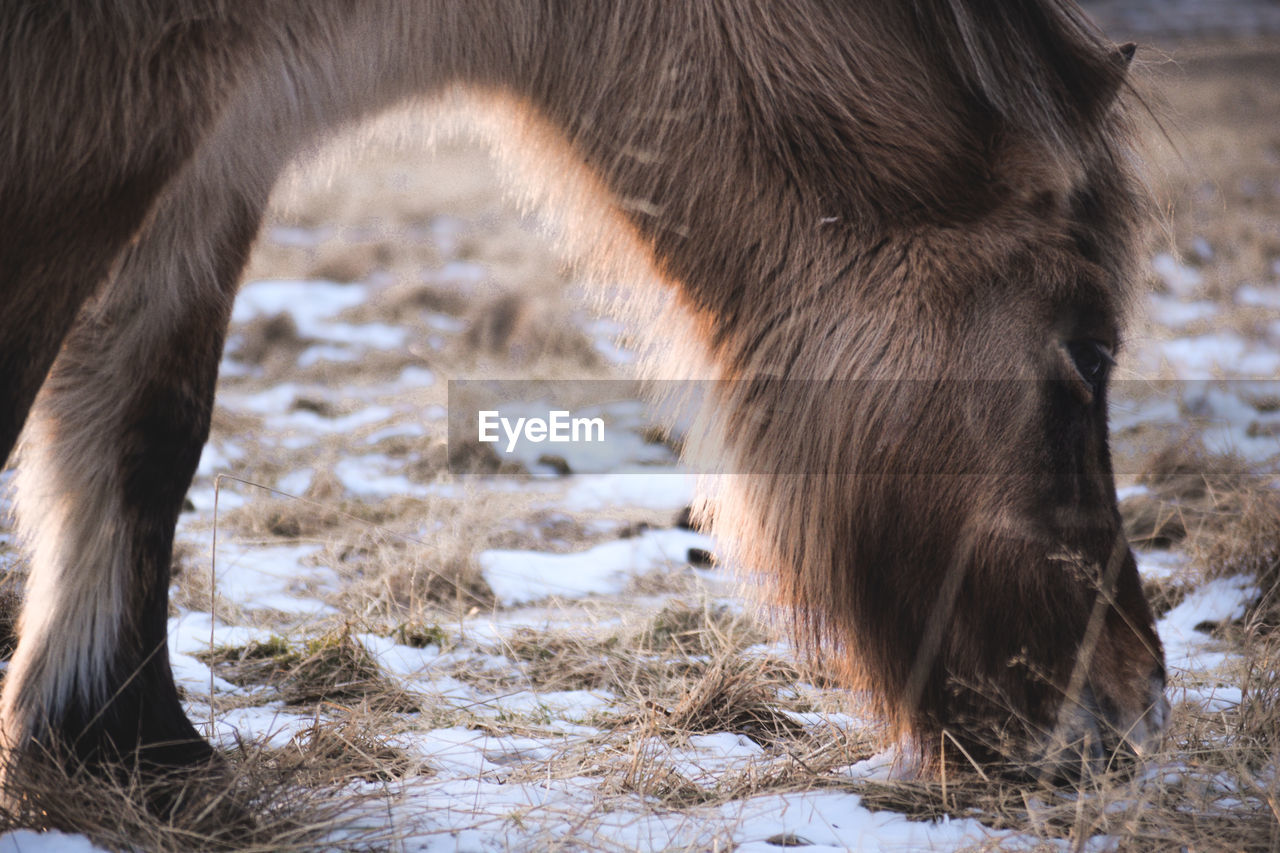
[[0, 0, 1166, 791]]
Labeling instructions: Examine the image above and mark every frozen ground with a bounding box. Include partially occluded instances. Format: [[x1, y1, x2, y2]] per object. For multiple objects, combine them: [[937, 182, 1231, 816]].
[[3, 32, 1280, 853]]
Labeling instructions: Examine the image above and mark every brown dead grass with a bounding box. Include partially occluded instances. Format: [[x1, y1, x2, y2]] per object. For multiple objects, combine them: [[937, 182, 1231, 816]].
[[0, 572, 22, 661], [232, 314, 308, 369], [0, 742, 393, 852], [277, 717, 420, 786], [1137, 44, 1280, 314], [1120, 436, 1262, 549], [1121, 436, 1280, 624], [463, 293, 601, 368], [330, 528, 496, 619], [202, 627, 420, 713], [658, 658, 810, 745], [487, 600, 777, 700]]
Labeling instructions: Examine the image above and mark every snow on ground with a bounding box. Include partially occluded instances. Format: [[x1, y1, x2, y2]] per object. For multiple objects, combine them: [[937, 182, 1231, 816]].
[[387, 779, 1026, 853], [562, 470, 697, 511], [1158, 575, 1261, 674], [479, 528, 713, 605], [207, 542, 338, 615], [0, 831, 110, 853]]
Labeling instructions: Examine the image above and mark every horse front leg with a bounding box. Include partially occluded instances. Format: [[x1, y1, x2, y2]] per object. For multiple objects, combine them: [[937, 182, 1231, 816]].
[[0, 144, 272, 791]]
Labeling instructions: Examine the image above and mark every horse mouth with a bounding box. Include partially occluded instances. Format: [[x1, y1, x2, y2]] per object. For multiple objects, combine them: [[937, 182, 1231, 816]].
[[1038, 674, 1170, 778]]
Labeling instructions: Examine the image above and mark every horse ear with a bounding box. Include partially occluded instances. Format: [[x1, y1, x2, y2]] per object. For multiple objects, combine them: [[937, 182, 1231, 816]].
[[1096, 42, 1136, 112]]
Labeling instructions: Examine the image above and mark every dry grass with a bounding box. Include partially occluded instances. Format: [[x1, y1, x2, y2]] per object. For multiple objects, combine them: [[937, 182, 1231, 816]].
[[1120, 436, 1263, 550], [1120, 436, 1280, 630], [328, 530, 497, 619], [0, 742, 394, 852], [202, 627, 420, 713], [477, 601, 782, 703], [1136, 44, 1280, 317], [658, 658, 811, 745], [275, 718, 420, 786]]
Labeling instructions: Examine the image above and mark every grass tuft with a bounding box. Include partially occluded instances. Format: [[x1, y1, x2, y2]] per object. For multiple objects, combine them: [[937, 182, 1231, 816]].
[[0, 744, 392, 851], [202, 627, 419, 712]]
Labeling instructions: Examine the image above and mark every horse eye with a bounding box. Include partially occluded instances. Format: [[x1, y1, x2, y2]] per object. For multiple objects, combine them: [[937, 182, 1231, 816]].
[[1065, 339, 1114, 392]]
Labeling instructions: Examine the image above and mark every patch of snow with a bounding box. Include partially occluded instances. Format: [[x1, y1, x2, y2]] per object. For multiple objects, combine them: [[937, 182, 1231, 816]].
[[205, 705, 315, 750], [359, 633, 443, 680], [1157, 333, 1280, 378], [562, 469, 696, 511], [846, 747, 909, 783], [1190, 236, 1214, 262], [185, 486, 247, 512], [1158, 575, 1260, 673], [1152, 253, 1204, 297], [667, 732, 764, 784], [276, 468, 315, 495], [487, 690, 611, 722], [196, 442, 242, 477], [232, 280, 366, 330], [1110, 394, 1182, 433], [211, 542, 338, 615], [224, 382, 310, 415], [333, 454, 425, 497], [1115, 484, 1150, 501], [311, 321, 407, 349], [217, 355, 256, 378], [479, 528, 713, 605], [1147, 294, 1220, 327], [1136, 550, 1189, 583], [0, 830, 110, 853], [424, 259, 486, 287], [1237, 284, 1280, 309], [587, 317, 636, 365], [267, 225, 332, 248], [724, 790, 1017, 852], [297, 344, 359, 367], [1175, 685, 1243, 713], [396, 365, 437, 388], [231, 280, 407, 356], [170, 651, 240, 698], [412, 727, 558, 777], [425, 314, 465, 333], [168, 611, 275, 658]]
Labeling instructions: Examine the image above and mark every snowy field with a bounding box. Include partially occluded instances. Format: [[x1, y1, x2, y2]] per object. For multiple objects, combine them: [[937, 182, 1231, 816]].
[[3, 34, 1280, 853]]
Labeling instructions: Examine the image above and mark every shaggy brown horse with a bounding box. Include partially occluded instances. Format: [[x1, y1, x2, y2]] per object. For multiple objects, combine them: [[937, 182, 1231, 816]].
[[0, 0, 1166, 791]]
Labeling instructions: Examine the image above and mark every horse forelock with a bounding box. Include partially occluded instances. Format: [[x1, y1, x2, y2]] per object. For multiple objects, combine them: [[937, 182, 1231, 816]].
[[697, 0, 1137, 244], [922, 0, 1133, 145]]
